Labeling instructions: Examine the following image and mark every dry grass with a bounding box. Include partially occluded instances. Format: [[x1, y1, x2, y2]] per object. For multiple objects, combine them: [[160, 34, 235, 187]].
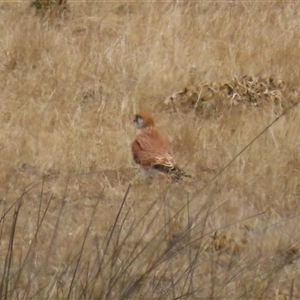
[[1, 1, 300, 299]]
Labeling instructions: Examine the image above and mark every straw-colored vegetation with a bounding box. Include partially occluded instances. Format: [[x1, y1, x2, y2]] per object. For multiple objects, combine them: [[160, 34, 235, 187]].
[[1, 1, 300, 299]]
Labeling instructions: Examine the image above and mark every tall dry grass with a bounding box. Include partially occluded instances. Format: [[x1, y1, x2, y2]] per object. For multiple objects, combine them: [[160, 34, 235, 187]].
[[1, 1, 300, 299]]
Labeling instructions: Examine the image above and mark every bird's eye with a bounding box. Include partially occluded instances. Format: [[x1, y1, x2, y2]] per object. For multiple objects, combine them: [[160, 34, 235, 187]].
[[134, 116, 144, 128]]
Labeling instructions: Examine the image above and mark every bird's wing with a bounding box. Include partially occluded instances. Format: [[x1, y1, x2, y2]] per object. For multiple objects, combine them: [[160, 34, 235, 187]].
[[132, 129, 175, 168]]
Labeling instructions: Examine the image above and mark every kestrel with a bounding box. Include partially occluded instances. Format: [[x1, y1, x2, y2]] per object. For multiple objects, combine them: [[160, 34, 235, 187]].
[[131, 111, 190, 181]]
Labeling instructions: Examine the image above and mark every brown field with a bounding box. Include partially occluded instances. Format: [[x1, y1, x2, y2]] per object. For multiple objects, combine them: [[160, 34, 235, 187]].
[[1, 1, 300, 299]]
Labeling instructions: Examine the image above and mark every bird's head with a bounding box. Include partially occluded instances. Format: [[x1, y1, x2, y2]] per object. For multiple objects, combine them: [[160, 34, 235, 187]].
[[133, 112, 155, 129]]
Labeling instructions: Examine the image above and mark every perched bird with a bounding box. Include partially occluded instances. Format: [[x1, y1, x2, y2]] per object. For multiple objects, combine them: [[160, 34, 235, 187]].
[[131, 111, 190, 181]]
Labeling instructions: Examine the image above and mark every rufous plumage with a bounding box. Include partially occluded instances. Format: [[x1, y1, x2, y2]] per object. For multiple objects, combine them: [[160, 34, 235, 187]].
[[131, 111, 190, 181]]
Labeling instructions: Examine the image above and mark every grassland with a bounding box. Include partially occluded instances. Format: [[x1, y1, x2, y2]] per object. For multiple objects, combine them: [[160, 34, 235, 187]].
[[1, 1, 300, 299]]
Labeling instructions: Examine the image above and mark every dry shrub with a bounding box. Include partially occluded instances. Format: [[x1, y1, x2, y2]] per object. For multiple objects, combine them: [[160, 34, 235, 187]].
[[30, 0, 70, 19], [164, 75, 299, 118]]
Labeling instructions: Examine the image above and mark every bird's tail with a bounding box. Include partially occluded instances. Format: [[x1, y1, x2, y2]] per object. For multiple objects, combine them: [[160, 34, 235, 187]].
[[154, 165, 192, 182]]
